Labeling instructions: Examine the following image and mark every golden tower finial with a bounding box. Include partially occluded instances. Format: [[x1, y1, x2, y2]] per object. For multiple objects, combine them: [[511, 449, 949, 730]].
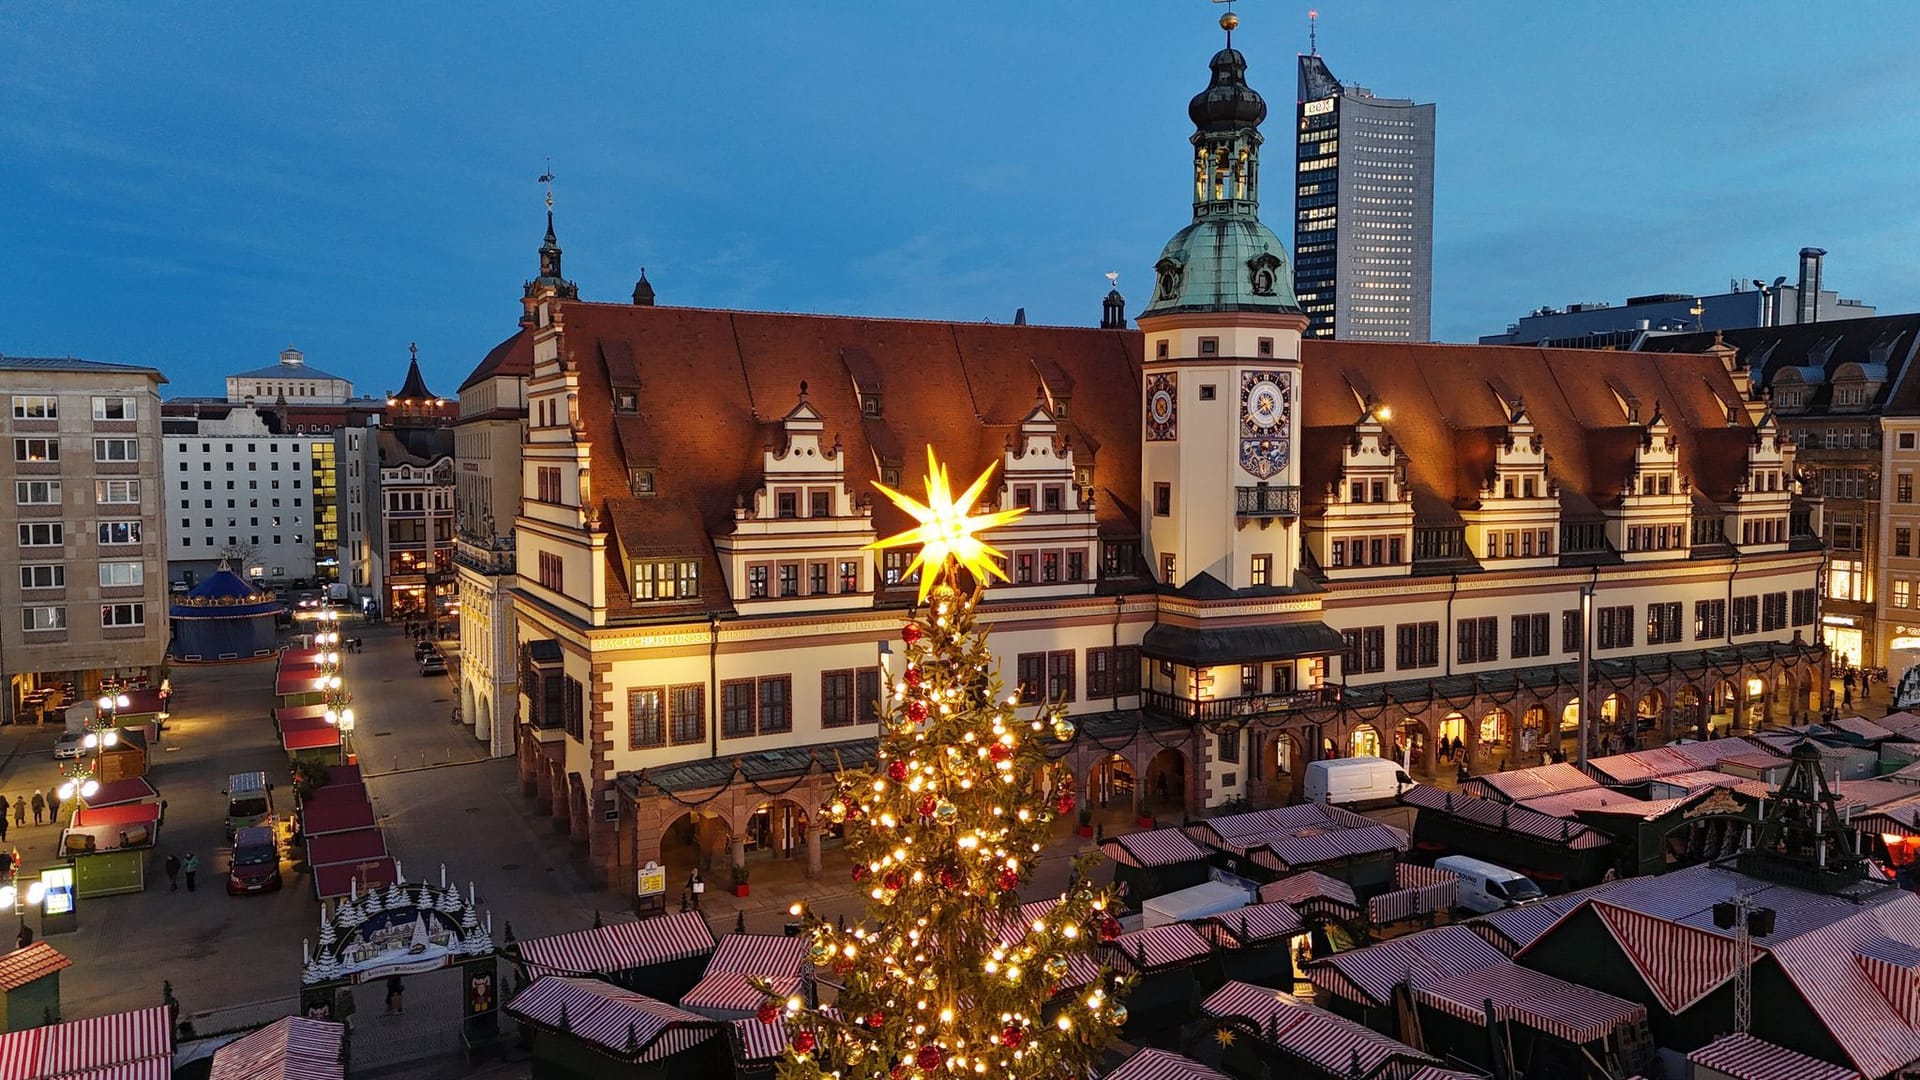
[[1213, 0, 1239, 41]]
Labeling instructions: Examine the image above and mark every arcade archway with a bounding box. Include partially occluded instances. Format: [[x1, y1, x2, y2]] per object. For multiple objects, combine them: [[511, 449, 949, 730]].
[[1144, 748, 1187, 816], [1348, 723, 1383, 759]]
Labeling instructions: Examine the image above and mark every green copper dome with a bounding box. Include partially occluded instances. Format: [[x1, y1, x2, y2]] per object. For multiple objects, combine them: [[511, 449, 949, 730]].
[[1138, 33, 1302, 320], [1140, 217, 1300, 317]]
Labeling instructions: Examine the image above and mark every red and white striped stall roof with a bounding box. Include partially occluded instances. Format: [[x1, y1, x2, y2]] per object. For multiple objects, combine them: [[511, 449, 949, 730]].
[[1201, 980, 1435, 1076], [1670, 739, 1780, 769], [1686, 1033, 1863, 1080], [1367, 864, 1460, 926], [1465, 879, 1626, 954], [507, 976, 725, 1064], [1109, 924, 1212, 974], [78, 778, 159, 810], [1647, 771, 1771, 801], [1245, 823, 1409, 875], [1465, 762, 1599, 803], [1517, 788, 1660, 820], [1402, 1069, 1485, 1080], [1411, 960, 1644, 1045], [680, 973, 800, 1016], [1100, 829, 1210, 868], [1400, 784, 1610, 849], [516, 911, 717, 978], [0, 1005, 172, 1079], [1829, 715, 1897, 741], [208, 1016, 345, 1080], [1306, 926, 1507, 1009], [728, 1009, 840, 1065], [1583, 747, 1703, 785], [1853, 938, 1920, 1025], [1186, 804, 1377, 847], [1257, 872, 1356, 909], [1104, 1047, 1231, 1080], [993, 898, 1065, 945], [1854, 791, 1920, 838], [706, 934, 810, 978], [1199, 901, 1304, 947], [35, 1061, 171, 1080]]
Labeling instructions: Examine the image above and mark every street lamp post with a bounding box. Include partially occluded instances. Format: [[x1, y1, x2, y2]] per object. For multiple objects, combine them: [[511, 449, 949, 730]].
[[1578, 583, 1595, 767]]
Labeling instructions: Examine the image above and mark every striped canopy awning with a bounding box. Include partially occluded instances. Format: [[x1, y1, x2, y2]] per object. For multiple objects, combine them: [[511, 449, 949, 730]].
[[36, 1059, 172, 1080], [680, 973, 800, 1016], [1411, 961, 1644, 1045], [208, 1016, 346, 1080], [1109, 924, 1212, 975], [1100, 829, 1210, 868], [1201, 980, 1434, 1077], [0, 1005, 172, 1078], [1307, 926, 1507, 1009], [1200, 901, 1305, 948], [706, 934, 810, 978], [1105, 1047, 1231, 1080], [1686, 1032, 1862, 1080], [516, 911, 717, 978], [508, 976, 725, 1064]]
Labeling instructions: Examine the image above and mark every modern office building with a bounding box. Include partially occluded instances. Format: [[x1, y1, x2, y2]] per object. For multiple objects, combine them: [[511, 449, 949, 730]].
[[1293, 43, 1435, 341], [495, 21, 1821, 893], [1640, 313, 1920, 672], [1481, 247, 1878, 347], [0, 356, 170, 723], [162, 347, 386, 596]]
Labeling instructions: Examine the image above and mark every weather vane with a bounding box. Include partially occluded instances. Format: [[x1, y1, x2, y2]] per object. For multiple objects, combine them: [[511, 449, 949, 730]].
[[538, 159, 555, 210], [1105, 271, 1119, 289]]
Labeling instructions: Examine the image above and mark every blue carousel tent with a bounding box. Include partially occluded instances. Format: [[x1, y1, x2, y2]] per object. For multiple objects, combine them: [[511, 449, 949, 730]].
[[169, 568, 282, 662]]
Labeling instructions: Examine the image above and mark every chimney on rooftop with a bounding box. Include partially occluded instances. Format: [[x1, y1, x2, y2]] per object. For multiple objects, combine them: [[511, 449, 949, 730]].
[[1013, 307, 1027, 326], [1797, 247, 1826, 325]]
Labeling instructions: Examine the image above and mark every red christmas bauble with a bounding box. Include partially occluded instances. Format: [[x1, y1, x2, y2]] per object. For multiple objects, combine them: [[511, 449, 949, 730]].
[[988, 742, 1012, 763], [851, 865, 870, 883], [903, 623, 923, 645], [904, 666, 923, 688], [888, 759, 908, 782], [1055, 791, 1076, 815], [918, 794, 938, 818], [996, 866, 1019, 891], [756, 1002, 780, 1024], [1098, 915, 1122, 942], [938, 867, 962, 890], [832, 955, 855, 975], [891, 1065, 907, 1080], [1000, 1024, 1024, 1048], [866, 1010, 887, 1028], [792, 1029, 818, 1054], [916, 1044, 943, 1070], [883, 870, 905, 892], [906, 699, 929, 724]]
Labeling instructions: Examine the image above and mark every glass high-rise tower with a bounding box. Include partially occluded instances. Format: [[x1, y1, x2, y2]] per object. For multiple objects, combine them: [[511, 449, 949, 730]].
[[1293, 50, 1435, 341]]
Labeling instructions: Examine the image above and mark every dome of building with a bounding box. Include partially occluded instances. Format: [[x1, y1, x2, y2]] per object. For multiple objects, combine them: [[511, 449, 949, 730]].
[[1188, 48, 1267, 133], [1141, 218, 1300, 317]]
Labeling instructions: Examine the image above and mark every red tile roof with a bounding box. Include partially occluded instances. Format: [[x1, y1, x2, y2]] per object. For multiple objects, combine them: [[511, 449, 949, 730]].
[[0, 942, 70, 990], [543, 300, 1773, 621]]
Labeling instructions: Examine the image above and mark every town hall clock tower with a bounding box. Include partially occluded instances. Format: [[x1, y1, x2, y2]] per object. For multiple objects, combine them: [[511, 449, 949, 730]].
[[1137, 12, 1309, 592]]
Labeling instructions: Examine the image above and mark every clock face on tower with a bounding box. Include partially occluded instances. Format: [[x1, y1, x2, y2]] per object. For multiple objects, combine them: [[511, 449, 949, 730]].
[[1239, 370, 1291, 479], [1145, 373, 1177, 441]]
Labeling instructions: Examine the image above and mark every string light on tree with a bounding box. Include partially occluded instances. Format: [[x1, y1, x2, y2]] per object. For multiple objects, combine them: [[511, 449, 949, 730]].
[[761, 449, 1131, 1079]]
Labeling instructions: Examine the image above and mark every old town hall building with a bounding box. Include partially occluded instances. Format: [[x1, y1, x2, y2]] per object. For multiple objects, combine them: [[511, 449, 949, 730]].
[[482, 31, 1826, 893]]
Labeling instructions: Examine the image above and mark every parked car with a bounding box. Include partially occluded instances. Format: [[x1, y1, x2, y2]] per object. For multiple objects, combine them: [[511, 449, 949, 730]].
[[419, 653, 447, 676], [52, 732, 87, 760], [227, 825, 283, 895], [169, 581, 189, 595]]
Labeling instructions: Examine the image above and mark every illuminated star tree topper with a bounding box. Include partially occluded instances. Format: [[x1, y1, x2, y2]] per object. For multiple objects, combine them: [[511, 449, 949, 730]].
[[867, 446, 1028, 602]]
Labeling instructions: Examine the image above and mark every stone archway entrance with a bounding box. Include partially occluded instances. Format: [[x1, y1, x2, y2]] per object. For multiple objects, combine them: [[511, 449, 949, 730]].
[[1394, 718, 1430, 776], [1348, 723, 1383, 759], [1144, 747, 1187, 818]]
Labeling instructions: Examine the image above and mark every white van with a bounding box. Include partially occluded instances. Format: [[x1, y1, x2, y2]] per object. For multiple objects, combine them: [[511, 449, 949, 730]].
[[1304, 757, 1413, 806], [1435, 855, 1545, 914]]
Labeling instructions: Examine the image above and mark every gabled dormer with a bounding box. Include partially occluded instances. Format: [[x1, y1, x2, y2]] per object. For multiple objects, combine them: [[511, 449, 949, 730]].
[[714, 386, 876, 612], [1768, 366, 1822, 414], [1610, 403, 1693, 560], [1461, 396, 1559, 569], [990, 397, 1100, 599], [1829, 360, 1887, 412], [1729, 411, 1794, 553], [1309, 395, 1414, 579]]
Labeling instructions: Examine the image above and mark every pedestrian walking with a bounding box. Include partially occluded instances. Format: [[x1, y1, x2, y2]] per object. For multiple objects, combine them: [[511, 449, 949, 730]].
[[11, 800, 21, 831], [29, 792, 43, 827], [1845, 682, 1854, 708], [687, 868, 704, 912], [385, 974, 405, 1014], [164, 854, 181, 892], [15, 923, 31, 950], [0, 802, 11, 844], [182, 853, 198, 892]]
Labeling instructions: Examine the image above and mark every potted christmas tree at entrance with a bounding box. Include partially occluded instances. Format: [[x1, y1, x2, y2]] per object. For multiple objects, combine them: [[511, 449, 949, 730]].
[[758, 449, 1130, 1078]]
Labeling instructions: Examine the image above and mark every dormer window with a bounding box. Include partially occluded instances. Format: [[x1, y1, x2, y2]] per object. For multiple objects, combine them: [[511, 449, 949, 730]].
[[861, 395, 881, 417], [1052, 397, 1069, 418], [777, 491, 798, 519], [882, 466, 902, 487], [628, 468, 655, 497], [614, 388, 639, 414], [633, 558, 699, 600]]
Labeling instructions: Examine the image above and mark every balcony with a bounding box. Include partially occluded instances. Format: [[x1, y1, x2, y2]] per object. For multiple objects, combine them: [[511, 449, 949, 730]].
[[1142, 686, 1340, 723], [1236, 485, 1300, 520], [454, 533, 516, 575]]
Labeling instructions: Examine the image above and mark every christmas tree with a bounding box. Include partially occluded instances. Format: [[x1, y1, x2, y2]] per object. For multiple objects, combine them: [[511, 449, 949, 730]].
[[760, 449, 1131, 1078]]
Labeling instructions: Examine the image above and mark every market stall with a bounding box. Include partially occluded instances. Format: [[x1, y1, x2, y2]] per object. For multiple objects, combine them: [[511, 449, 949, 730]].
[[0, 943, 70, 1033], [281, 713, 342, 769], [60, 803, 161, 897]]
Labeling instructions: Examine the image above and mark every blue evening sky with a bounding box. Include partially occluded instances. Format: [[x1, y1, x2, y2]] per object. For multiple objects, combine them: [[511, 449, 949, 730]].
[[3, 3, 1917, 397]]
